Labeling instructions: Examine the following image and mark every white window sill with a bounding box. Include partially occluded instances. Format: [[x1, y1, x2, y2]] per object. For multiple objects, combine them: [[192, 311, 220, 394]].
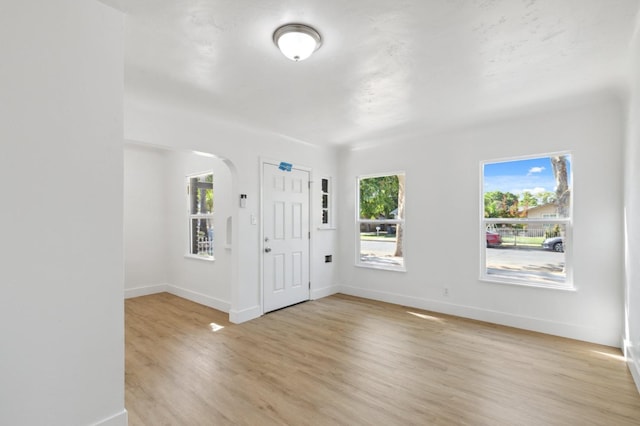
[[480, 274, 575, 291], [184, 254, 215, 262], [356, 262, 406, 273]]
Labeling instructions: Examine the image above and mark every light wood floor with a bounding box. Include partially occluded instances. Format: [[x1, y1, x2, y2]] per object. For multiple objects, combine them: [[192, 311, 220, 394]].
[[125, 293, 640, 425]]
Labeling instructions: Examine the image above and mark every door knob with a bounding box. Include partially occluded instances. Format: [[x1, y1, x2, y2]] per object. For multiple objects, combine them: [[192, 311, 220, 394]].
[[265, 247, 272, 253]]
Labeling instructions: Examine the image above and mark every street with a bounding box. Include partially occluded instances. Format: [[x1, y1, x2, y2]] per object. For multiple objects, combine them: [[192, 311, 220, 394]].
[[360, 240, 566, 284], [486, 246, 565, 284], [361, 239, 396, 256]]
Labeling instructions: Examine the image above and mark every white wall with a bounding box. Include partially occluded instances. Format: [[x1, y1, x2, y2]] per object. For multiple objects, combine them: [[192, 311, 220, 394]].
[[338, 91, 625, 347], [124, 145, 234, 311], [124, 98, 340, 322], [624, 13, 640, 391], [165, 151, 233, 311], [0, 1, 126, 425], [124, 144, 169, 296]]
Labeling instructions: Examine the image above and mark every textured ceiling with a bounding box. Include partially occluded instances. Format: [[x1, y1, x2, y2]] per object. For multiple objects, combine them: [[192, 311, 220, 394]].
[[100, 0, 640, 147]]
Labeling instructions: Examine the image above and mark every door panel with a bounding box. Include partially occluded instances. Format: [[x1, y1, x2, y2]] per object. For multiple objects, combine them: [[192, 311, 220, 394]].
[[263, 163, 310, 313], [274, 202, 285, 240], [292, 203, 303, 239], [273, 254, 285, 291], [292, 251, 302, 287]]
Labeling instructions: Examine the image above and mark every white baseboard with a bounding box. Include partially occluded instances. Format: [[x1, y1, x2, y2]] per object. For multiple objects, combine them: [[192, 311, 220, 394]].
[[625, 341, 640, 395], [167, 285, 230, 313], [229, 305, 262, 324], [339, 285, 620, 347], [124, 283, 230, 313], [311, 284, 340, 300], [92, 409, 127, 426], [124, 283, 169, 299]]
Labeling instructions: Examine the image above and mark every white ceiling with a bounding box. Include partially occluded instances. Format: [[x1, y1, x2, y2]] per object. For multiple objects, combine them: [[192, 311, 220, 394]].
[[100, 0, 640, 147]]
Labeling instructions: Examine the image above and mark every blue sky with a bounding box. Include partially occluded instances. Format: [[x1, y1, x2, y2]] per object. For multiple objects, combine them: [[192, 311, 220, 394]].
[[483, 156, 572, 196]]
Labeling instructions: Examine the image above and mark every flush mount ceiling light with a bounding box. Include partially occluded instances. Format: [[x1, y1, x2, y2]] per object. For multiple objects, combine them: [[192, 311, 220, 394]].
[[273, 23, 322, 61]]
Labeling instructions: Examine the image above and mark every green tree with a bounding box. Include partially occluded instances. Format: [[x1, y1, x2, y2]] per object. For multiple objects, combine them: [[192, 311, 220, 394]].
[[484, 191, 519, 218], [359, 175, 399, 219], [538, 191, 556, 205], [205, 174, 214, 212], [394, 174, 405, 257]]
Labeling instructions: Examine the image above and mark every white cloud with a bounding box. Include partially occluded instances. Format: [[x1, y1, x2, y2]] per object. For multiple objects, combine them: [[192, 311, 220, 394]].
[[527, 166, 545, 175], [510, 187, 547, 196], [522, 187, 546, 195]]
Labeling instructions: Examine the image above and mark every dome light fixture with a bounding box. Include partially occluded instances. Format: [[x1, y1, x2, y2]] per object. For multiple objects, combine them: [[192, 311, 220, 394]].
[[273, 23, 322, 61]]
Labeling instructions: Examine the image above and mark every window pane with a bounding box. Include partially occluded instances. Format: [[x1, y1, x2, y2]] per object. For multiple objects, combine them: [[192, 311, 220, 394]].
[[191, 217, 214, 257], [486, 223, 566, 284], [189, 174, 213, 215], [359, 175, 401, 220], [321, 178, 329, 193], [359, 223, 404, 268], [483, 155, 571, 219]]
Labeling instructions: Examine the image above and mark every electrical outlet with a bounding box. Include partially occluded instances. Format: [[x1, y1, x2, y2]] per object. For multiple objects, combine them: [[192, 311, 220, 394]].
[[443, 288, 449, 297]]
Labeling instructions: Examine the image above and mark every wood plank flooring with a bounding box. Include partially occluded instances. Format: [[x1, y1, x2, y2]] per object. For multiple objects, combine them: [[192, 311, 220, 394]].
[[125, 293, 640, 425]]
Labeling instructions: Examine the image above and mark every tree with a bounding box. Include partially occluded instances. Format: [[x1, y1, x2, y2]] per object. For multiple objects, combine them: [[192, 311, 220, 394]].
[[394, 174, 405, 257], [551, 155, 570, 272], [538, 191, 556, 205], [359, 176, 399, 219], [551, 156, 570, 218], [520, 191, 538, 215], [484, 191, 519, 218]]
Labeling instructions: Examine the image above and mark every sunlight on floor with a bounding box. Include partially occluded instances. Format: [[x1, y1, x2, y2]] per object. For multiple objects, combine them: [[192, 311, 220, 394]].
[[591, 350, 626, 362], [209, 323, 225, 332], [407, 311, 445, 323]]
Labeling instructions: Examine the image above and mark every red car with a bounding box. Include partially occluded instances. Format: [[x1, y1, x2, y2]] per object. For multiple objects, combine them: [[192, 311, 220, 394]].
[[486, 231, 502, 247]]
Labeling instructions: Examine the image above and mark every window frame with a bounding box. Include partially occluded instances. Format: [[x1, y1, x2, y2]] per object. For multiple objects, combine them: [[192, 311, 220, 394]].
[[355, 172, 406, 272], [480, 153, 573, 289], [186, 171, 215, 261], [319, 176, 334, 229]]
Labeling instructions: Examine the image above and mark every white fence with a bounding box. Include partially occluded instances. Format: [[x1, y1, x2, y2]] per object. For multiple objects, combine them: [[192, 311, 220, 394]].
[[495, 227, 547, 238], [197, 234, 214, 256], [489, 223, 562, 237]]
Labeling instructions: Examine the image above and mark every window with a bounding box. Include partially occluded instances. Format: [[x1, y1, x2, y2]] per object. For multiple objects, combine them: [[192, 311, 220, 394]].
[[481, 154, 572, 288], [187, 172, 214, 259], [357, 173, 405, 271], [320, 177, 332, 228]]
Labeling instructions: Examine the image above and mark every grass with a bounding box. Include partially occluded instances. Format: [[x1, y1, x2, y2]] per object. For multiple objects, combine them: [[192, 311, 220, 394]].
[[360, 232, 397, 241], [360, 232, 546, 247]]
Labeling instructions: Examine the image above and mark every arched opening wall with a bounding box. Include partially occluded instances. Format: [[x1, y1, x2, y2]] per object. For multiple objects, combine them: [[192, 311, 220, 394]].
[[124, 142, 236, 312]]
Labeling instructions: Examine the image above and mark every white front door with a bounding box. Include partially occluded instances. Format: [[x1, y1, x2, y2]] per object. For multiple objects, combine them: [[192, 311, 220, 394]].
[[262, 162, 310, 313]]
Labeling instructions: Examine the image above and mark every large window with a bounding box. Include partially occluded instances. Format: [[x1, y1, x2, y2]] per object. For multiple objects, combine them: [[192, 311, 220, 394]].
[[357, 173, 405, 271], [481, 154, 572, 288], [187, 172, 214, 259]]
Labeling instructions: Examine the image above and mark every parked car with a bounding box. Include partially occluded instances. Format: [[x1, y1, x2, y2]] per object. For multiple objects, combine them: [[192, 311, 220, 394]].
[[542, 236, 564, 252], [486, 231, 502, 247]]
